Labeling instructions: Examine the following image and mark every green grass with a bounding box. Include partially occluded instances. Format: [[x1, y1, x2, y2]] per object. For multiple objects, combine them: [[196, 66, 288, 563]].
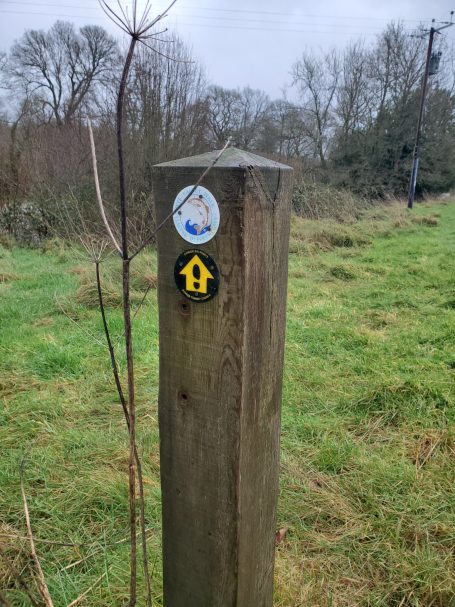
[[1, 201, 454, 606]]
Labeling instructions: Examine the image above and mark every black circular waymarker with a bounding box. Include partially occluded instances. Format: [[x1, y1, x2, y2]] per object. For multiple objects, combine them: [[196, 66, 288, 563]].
[[174, 249, 220, 303]]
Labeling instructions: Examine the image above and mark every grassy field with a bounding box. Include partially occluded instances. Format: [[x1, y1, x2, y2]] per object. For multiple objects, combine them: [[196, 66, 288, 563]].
[[0, 200, 454, 606]]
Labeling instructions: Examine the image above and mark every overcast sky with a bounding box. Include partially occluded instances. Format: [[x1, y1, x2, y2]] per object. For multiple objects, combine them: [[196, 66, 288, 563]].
[[0, 0, 452, 98]]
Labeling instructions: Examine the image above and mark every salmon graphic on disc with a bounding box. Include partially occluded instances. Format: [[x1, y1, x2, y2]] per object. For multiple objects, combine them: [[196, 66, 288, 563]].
[[172, 185, 220, 245]]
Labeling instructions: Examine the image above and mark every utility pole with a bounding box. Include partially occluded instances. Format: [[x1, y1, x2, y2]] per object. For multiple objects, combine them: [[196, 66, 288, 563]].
[[407, 14, 454, 209]]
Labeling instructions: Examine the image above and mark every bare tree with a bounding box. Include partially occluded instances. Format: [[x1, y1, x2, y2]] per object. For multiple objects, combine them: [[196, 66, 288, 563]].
[[0, 52, 7, 84], [366, 22, 425, 123], [256, 98, 309, 158], [7, 21, 117, 125], [236, 86, 270, 148], [206, 85, 270, 150], [336, 41, 369, 140], [291, 49, 341, 168], [206, 85, 241, 146], [126, 35, 207, 166]]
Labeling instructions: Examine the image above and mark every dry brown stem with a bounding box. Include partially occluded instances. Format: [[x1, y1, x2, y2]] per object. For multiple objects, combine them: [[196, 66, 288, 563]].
[[88, 120, 122, 255], [95, 260, 152, 605], [20, 470, 54, 607], [92, 4, 227, 606]]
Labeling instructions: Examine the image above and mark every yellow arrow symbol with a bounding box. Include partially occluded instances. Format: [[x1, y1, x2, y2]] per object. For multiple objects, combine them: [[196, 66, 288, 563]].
[[179, 254, 214, 294]]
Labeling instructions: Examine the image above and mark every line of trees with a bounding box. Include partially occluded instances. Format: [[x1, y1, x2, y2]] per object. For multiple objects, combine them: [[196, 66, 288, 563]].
[[0, 19, 454, 233]]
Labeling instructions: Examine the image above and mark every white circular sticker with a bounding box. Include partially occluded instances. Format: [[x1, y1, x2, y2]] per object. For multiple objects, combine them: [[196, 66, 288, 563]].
[[172, 185, 220, 245]]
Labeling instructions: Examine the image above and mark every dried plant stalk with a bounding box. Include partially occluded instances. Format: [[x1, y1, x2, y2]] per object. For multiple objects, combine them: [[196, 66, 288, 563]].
[[20, 470, 54, 607]]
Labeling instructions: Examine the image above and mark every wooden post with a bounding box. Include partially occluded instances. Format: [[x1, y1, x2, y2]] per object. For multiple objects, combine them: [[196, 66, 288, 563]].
[[152, 148, 293, 606]]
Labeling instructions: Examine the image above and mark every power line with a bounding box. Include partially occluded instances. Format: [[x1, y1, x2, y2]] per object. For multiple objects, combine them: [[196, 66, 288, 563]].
[[1, 0, 432, 24], [0, 5, 408, 35], [0, 2, 434, 39], [165, 14, 386, 32], [0, 9, 104, 21], [173, 5, 429, 24], [1, 0, 101, 10], [170, 20, 385, 36], [0, 10, 389, 36]]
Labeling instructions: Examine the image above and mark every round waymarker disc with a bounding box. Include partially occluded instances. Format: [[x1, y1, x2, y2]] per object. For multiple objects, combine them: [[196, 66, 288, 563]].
[[173, 185, 220, 245], [174, 249, 219, 303]]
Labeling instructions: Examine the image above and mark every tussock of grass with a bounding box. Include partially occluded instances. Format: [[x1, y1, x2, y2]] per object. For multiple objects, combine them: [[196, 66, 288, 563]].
[[291, 217, 371, 252], [329, 265, 357, 281], [26, 343, 84, 379], [74, 253, 157, 308], [411, 214, 439, 227], [0, 250, 18, 286], [0, 246, 11, 260], [393, 216, 412, 228], [0, 232, 14, 250], [288, 237, 311, 255], [41, 236, 72, 262], [410, 429, 454, 469], [0, 272, 18, 283], [76, 271, 123, 307], [352, 381, 451, 419]]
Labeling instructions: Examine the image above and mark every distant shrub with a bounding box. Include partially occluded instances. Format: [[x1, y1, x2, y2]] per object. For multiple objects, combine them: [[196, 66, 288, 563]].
[[41, 237, 72, 262], [0, 232, 14, 250], [292, 181, 371, 222], [0, 203, 49, 246]]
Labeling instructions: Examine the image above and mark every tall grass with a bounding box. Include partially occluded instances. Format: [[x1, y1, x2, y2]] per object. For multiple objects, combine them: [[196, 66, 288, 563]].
[[292, 181, 372, 222], [0, 199, 454, 605]]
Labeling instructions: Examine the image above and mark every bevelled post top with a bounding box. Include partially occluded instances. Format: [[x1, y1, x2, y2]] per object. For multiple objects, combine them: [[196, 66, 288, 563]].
[[154, 147, 293, 170]]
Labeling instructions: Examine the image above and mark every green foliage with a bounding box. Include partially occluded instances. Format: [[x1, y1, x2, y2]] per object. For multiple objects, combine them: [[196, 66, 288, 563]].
[[331, 90, 455, 197]]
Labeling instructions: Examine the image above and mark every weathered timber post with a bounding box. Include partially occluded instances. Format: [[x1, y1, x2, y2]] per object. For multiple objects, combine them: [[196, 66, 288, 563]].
[[152, 148, 293, 606]]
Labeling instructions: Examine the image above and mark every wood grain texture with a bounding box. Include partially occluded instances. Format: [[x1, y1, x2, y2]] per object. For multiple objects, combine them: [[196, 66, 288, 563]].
[[152, 154, 293, 607]]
